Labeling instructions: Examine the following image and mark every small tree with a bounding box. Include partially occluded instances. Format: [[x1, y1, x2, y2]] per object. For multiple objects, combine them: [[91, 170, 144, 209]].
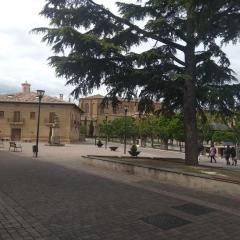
[[212, 131, 235, 144], [138, 115, 158, 147], [111, 117, 138, 142], [156, 114, 174, 150], [170, 114, 185, 151], [99, 120, 113, 138]]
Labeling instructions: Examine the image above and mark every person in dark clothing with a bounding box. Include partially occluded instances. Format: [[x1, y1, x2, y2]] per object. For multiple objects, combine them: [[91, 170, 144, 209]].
[[224, 145, 231, 165], [230, 147, 237, 166]]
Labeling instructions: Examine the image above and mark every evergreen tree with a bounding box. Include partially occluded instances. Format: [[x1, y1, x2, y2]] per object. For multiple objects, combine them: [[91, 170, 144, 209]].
[[33, 0, 240, 165]]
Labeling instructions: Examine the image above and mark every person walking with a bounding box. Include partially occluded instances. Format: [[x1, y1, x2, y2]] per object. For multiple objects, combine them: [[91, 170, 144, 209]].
[[224, 145, 231, 165], [209, 144, 217, 163], [230, 146, 237, 166]]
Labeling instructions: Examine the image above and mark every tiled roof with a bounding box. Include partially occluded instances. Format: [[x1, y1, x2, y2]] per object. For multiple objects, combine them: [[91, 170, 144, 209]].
[[80, 94, 105, 100], [0, 92, 71, 104]]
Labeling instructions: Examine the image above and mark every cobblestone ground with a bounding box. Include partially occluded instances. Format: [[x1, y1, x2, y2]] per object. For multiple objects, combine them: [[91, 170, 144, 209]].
[[0, 150, 240, 240]]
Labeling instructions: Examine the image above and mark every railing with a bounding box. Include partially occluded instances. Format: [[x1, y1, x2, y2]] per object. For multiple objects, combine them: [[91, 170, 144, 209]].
[[8, 118, 25, 125], [44, 118, 59, 127]]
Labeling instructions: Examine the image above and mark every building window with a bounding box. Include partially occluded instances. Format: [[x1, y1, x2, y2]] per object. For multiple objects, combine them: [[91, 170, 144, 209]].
[[13, 111, 20, 122], [99, 105, 104, 115], [0, 111, 4, 119], [30, 112, 35, 120], [85, 103, 89, 113], [49, 112, 56, 123]]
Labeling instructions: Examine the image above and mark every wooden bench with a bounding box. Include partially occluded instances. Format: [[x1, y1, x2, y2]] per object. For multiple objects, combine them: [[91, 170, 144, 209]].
[[109, 146, 118, 151], [9, 142, 22, 152]]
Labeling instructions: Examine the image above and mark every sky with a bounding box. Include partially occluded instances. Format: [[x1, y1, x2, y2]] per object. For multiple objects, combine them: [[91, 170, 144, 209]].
[[0, 0, 239, 100]]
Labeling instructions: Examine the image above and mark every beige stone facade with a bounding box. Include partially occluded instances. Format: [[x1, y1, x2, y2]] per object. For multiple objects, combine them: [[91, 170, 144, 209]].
[[79, 94, 161, 135], [0, 83, 83, 143]]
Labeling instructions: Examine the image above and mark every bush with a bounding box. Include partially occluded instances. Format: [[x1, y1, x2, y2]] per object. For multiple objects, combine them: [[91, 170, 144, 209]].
[[97, 139, 103, 147], [128, 144, 141, 157]]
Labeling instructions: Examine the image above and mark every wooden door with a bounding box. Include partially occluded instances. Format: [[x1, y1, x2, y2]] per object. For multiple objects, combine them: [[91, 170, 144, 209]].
[[11, 128, 21, 141]]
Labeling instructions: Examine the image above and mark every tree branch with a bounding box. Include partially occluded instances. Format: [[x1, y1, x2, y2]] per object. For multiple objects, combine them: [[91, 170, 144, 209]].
[[88, 0, 186, 52]]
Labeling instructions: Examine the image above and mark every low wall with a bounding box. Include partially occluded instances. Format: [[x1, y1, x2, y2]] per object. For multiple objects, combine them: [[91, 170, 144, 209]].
[[81, 156, 240, 197]]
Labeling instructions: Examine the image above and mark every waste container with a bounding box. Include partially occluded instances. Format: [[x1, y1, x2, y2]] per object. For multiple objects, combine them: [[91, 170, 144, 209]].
[[32, 145, 38, 157]]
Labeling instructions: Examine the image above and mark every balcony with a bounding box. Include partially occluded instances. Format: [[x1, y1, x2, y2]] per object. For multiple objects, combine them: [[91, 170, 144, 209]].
[[8, 118, 25, 125], [44, 119, 59, 127]]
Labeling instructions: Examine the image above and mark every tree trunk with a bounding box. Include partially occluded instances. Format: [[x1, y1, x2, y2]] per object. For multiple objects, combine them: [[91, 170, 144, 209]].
[[151, 136, 154, 148], [184, 5, 198, 165], [162, 139, 168, 150]]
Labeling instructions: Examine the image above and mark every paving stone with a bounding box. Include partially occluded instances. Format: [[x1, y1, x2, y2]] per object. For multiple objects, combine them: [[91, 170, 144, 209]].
[[0, 150, 240, 240]]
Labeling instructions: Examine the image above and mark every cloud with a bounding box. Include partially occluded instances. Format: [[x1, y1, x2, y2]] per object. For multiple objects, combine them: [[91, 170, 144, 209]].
[[0, 0, 239, 102]]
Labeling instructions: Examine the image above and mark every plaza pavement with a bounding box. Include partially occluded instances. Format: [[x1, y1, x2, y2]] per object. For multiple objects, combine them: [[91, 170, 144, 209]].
[[2, 140, 238, 169], [0, 141, 240, 240]]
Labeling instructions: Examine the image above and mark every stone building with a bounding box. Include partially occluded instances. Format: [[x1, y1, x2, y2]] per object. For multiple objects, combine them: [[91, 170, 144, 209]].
[[79, 94, 161, 136], [0, 82, 83, 143]]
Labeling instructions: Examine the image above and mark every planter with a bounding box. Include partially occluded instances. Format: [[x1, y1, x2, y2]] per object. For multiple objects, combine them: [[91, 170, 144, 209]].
[[97, 143, 103, 148], [109, 146, 118, 151], [128, 151, 141, 157]]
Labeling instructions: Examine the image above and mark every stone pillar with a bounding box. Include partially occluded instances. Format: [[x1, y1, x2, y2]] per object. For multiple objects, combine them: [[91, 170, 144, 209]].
[[50, 123, 60, 144]]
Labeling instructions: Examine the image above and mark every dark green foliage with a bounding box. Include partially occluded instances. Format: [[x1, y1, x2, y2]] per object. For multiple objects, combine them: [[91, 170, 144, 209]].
[[212, 131, 235, 144], [97, 139, 103, 147], [88, 120, 94, 137], [33, 0, 240, 165], [129, 144, 140, 157], [79, 125, 87, 135]]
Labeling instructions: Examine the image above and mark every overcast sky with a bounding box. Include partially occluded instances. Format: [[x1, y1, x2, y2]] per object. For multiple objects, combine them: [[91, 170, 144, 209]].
[[0, 0, 239, 99]]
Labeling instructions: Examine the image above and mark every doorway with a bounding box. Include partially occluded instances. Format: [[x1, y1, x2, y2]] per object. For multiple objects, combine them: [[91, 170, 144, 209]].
[[11, 128, 21, 141]]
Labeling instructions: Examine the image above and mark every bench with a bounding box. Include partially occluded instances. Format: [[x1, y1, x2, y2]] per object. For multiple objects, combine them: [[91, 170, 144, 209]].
[[109, 146, 118, 151], [9, 142, 22, 152], [0, 141, 4, 149]]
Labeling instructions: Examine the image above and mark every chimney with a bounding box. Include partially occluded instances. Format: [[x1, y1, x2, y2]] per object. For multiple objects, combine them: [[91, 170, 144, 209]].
[[59, 94, 63, 100], [21, 81, 31, 93]]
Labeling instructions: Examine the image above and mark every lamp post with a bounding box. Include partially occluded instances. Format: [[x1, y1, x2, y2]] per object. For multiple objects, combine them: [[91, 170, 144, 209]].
[[105, 115, 108, 149], [124, 107, 128, 154], [35, 90, 45, 157]]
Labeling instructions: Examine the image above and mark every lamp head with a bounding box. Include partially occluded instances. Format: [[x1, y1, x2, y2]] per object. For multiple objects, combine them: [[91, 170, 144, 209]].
[[37, 90, 45, 99]]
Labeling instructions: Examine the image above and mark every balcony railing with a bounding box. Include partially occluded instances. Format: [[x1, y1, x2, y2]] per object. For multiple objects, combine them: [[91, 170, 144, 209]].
[[44, 118, 59, 127], [8, 118, 25, 125]]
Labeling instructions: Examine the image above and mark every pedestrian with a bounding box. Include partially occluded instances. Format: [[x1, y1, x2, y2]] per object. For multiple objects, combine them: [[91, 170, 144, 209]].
[[209, 144, 217, 163], [224, 145, 231, 165], [230, 146, 237, 166]]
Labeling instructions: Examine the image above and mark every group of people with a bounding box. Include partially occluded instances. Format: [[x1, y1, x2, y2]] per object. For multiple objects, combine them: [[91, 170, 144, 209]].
[[209, 144, 237, 166]]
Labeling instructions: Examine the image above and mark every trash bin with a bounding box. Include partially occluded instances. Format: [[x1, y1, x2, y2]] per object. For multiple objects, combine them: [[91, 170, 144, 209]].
[[32, 145, 38, 157]]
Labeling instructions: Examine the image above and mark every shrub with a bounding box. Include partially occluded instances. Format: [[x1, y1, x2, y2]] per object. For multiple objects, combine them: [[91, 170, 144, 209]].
[[128, 144, 141, 157], [97, 139, 103, 147]]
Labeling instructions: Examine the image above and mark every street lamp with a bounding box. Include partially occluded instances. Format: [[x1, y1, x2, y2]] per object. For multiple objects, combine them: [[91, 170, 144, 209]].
[[124, 107, 128, 154], [105, 115, 108, 149], [35, 90, 45, 157]]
